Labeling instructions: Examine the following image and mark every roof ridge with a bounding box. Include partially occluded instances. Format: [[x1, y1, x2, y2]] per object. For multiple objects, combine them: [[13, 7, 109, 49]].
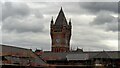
[[1, 44, 31, 50]]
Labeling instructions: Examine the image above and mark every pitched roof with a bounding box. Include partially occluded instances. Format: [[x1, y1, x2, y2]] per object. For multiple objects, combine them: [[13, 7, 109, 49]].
[[54, 7, 68, 26], [0, 44, 47, 66], [105, 51, 120, 59], [41, 51, 120, 61], [92, 51, 110, 59]]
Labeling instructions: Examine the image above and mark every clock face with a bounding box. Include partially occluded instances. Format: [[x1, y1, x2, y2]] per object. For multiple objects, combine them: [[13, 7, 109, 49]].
[[56, 38, 60, 43]]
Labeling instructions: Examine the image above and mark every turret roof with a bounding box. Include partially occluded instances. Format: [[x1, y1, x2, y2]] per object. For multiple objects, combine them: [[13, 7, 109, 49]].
[[55, 7, 68, 26]]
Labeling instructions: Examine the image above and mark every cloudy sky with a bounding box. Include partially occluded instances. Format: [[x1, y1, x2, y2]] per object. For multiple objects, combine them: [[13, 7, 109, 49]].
[[1, 1, 119, 51]]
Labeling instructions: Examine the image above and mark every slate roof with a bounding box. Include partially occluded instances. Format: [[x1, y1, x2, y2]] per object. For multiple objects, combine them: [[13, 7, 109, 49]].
[[86, 51, 120, 59], [41, 51, 120, 61], [66, 53, 89, 61], [54, 7, 68, 26], [105, 51, 120, 59], [40, 52, 67, 61], [0, 44, 47, 66], [90, 51, 110, 59]]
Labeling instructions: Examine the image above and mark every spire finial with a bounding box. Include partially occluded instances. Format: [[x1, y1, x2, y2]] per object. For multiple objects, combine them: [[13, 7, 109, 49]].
[[69, 18, 71, 22], [69, 18, 71, 26], [61, 6, 62, 9], [52, 16, 53, 20], [51, 16, 54, 25], [60, 6, 63, 12], [51, 16, 53, 22]]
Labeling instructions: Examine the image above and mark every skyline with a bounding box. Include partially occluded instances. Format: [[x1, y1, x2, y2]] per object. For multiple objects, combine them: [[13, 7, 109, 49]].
[[1, 2, 119, 51]]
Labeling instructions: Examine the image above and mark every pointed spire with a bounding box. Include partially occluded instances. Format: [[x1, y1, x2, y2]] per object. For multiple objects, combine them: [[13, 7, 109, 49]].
[[69, 18, 71, 25], [60, 7, 63, 12], [55, 7, 68, 26], [61, 6, 62, 9], [51, 16, 53, 22], [51, 16, 54, 25]]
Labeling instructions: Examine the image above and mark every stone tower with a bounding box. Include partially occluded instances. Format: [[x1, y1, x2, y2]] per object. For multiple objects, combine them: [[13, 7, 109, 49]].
[[50, 8, 72, 52]]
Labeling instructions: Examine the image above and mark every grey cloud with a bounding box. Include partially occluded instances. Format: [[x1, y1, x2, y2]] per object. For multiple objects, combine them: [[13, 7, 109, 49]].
[[71, 24, 118, 51], [0, 2, 2, 21], [39, 2, 118, 17], [117, 23, 120, 31], [2, 2, 45, 33], [105, 21, 118, 32], [3, 16, 44, 33], [2, 2, 30, 20], [77, 43, 112, 51], [34, 2, 84, 15], [4, 40, 50, 51], [90, 12, 115, 25], [2, 2, 118, 51], [80, 2, 118, 14], [71, 38, 116, 51], [33, 10, 43, 18], [2, 32, 50, 51], [90, 11, 118, 32]]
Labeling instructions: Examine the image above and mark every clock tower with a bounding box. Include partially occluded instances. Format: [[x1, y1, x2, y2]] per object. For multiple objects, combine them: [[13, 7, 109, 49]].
[[50, 8, 72, 52]]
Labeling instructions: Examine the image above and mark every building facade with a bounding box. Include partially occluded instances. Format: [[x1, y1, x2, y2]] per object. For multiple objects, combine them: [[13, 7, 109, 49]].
[[50, 8, 72, 52]]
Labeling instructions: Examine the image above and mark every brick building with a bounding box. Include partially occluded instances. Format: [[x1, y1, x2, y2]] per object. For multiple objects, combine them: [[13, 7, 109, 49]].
[[50, 7, 71, 52], [35, 8, 120, 68]]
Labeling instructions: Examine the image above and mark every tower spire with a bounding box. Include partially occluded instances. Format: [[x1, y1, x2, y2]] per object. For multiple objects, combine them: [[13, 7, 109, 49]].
[[69, 18, 72, 29], [69, 18, 71, 24], [60, 7, 63, 11], [51, 16, 54, 26], [54, 7, 68, 26], [51, 7, 72, 52]]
